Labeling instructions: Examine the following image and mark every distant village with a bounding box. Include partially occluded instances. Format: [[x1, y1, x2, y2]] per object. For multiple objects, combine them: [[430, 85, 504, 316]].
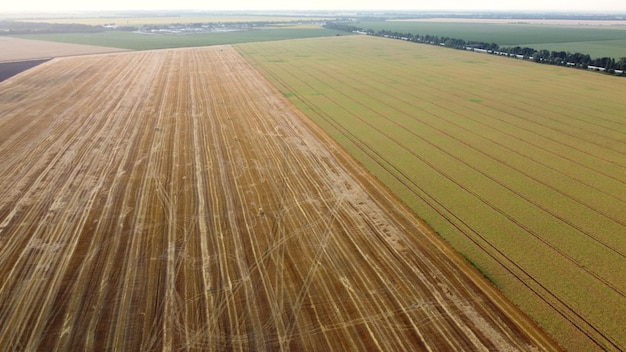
[[101, 18, 326, 35], [103, 22, 254, 35]]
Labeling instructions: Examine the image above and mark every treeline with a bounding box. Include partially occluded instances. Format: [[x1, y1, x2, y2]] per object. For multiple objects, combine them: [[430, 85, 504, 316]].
[[324, 22, 626, 75], [505, 47, 626, 71], [0, 21, 103, 35]]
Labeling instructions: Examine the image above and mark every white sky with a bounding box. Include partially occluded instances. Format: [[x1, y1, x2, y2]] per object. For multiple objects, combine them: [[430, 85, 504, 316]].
[[3, 0, 626, 13]]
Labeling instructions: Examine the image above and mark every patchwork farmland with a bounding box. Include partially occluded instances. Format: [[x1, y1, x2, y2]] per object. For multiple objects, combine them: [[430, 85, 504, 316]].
[[237, 35, 626, 351], [0, 46, 557, 350]]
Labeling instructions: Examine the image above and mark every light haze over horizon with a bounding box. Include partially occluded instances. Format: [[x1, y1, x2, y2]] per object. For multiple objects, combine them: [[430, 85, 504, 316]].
[[3, 0, 626, 13]]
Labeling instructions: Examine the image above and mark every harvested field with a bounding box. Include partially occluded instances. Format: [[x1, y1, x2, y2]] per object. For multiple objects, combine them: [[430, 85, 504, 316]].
[[0, 46, 557, 350], [0, 36, 127, 62]]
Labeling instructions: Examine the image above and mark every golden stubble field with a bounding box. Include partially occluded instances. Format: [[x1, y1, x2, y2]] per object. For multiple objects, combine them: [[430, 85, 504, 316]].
[[0, 46, 558, 350]]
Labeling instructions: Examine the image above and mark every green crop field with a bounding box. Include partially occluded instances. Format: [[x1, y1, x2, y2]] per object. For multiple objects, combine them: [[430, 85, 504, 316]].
[[356, 20, 626, 58], [237, 35, 626, 352], [12, 27, 348, 50]]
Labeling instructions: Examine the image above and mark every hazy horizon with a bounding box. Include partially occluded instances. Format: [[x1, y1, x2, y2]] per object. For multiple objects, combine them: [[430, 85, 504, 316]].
[[2, 0, 626, 14]]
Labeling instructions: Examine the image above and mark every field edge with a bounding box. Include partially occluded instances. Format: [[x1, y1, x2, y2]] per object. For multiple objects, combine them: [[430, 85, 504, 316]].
[[235, 43, 563, 350]]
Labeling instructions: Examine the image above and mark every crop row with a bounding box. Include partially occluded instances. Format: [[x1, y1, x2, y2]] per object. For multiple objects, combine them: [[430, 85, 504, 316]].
[[0, 46, 556, 350], [237, 35, 626, 351]]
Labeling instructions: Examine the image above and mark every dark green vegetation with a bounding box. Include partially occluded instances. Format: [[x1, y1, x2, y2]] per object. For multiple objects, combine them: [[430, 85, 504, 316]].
[[526, 39, 626, 61], [12, 27, 348, 50], [355, 21, 626, 58], [237, 35, 626, 352], [327, 21, 626, 74]]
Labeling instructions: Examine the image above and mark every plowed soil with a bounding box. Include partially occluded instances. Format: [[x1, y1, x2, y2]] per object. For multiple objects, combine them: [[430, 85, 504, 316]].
[[0, 46, 559, 351], [0, 59, 50, 82]]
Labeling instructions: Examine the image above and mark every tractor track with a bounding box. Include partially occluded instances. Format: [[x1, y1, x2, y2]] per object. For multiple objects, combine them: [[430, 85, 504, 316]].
[[0, 46, 559, 351]]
